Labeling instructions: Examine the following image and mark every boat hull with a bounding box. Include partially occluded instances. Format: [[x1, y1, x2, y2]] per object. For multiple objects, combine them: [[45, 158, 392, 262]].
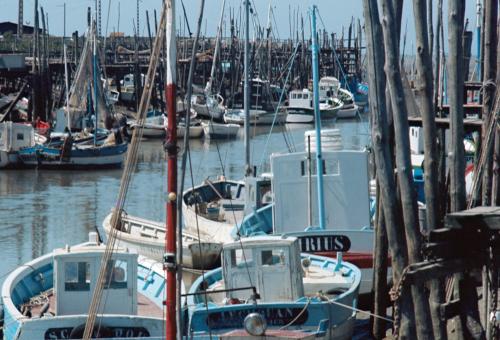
[[201, 122, 239, 139], [18, 143, 128, 169], [186, 254, 360, 340], [337, 105, 359, 119], [224, 110, 287, 125], [1, 243, 168, 340], [102, 213, 222, 270]]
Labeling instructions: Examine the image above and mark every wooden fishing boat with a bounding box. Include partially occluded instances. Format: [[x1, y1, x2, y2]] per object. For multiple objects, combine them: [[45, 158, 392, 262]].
[[186, 236, 361, 339], [201, 121, 239, 139], [102, 211, 222, 270], [17, 130, 128, 169], [236, 145, 378, 295], [182, 178, 247, 244], [190, 93, 226, 121], [286, 89, 343, 123], [1, 232, 179, 339], [337, 88, 359, 119], [128, 110, 204, 139], [223, 108, 287, 125]]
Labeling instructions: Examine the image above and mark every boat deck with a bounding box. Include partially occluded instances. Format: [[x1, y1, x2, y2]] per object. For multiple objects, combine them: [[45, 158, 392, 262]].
[[27, 291, 163, 319]]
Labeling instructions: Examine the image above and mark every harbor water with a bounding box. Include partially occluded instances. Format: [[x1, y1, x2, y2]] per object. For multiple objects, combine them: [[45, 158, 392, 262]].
[[0, 119, 370, 289]]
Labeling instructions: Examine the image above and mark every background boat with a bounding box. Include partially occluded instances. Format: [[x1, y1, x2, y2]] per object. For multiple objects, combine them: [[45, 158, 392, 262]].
[[102, 211, 222, 270]]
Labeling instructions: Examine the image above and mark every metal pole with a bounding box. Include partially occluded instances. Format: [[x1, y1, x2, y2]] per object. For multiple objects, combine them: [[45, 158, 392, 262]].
[[165, 0, 177, 338], [476, 0, 482, 80], [93, 30, 98, 145], [244, 0, 252, 176], [310, 6, 326, 230], [64, 44, 70, 131]]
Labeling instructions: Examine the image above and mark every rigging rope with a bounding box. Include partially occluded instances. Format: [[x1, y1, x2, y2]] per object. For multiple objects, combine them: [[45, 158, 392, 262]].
[[82, 4, 167, 338]]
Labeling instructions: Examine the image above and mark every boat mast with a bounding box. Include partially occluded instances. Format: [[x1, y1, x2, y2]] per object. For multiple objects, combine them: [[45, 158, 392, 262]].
[[311, 6, 326, 230], [476, 0, 482, 80], [63, 44, 70, 132], [205, 0, 226, 95], [244, 0, 252, 176], [165, 0, 177, 338], [92, 24, 98, 145]]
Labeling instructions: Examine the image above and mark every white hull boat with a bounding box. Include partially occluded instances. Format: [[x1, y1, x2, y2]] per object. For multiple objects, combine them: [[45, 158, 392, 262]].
[[286, 89, 342, 123], [190, 94, 225, 121], [224, 109, 287, 125], [103, 212, 222, 270], [182, 179, 246, 244], [201, 121, 239, 139]]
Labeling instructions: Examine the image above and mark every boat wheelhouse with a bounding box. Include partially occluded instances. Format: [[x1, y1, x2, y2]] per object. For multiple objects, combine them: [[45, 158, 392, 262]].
[[186, 236, 360, 339], [1, 232, 172, 339]]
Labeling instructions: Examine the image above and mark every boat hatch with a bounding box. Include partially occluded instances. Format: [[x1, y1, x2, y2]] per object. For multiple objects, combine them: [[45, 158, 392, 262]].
[[53, 245, 138, 316], [222, 236, 304, 303]]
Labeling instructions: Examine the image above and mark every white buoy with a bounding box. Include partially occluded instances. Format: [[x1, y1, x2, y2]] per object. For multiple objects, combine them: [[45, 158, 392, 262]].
[[304, 129, 343, 152]]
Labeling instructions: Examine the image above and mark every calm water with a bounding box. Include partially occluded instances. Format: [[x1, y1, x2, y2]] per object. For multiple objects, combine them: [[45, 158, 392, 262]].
[[0, 118, 370, 286]]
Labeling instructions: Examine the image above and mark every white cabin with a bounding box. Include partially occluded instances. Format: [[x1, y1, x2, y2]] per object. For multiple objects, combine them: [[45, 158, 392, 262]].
[[288, 89, 313, 109], [271, 150, 371, 233], [222, 236, 304, 303], [0, 122, 36, 168], [121, 73, 145, 88], [319, 77, 340, 101], [53, 238, 138, 316], [0, 122, 35, 152]]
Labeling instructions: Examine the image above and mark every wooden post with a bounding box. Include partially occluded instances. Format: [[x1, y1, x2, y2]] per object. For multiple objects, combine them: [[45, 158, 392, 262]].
[[362, 0, 415, 337], [371, 185, 388, 339], [447, 0, 466, 212], [380, 0, 435, 338], [427, 0, 434, 67], [481, 0, 498, 206], [412, 1, 447, 338]]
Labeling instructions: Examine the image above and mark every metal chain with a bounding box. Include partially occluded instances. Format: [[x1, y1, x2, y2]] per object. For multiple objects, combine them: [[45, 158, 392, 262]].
[[389, 265, 412, 338]]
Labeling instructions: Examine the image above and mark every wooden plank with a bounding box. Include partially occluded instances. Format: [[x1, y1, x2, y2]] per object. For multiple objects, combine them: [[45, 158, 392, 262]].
[[408, 116, 483, 131], [405, 259, 479, 285], [445, 206, 500, 230]]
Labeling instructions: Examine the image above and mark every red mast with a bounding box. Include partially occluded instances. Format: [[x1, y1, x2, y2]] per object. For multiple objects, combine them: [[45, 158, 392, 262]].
[[164, 0, 177, 338]]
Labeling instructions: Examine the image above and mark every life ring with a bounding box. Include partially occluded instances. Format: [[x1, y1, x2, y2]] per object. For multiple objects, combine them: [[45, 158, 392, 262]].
[[69, 323, 113, 339]]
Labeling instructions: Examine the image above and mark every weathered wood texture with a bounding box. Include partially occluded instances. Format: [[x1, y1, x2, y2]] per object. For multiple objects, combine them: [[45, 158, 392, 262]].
[[447, 0, 466, 212], [380, 0, 435, 338], [362, 0, 415, 337]]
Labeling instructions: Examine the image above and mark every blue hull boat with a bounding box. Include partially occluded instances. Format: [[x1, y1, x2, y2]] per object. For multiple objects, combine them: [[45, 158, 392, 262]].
[[1, 232, 175, 339], [185, 236, 361, 339]]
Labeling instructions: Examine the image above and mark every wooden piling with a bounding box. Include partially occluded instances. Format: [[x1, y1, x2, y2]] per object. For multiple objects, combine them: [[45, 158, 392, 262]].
[[362, 0, 415, 337], [380, 0, 435, 338]]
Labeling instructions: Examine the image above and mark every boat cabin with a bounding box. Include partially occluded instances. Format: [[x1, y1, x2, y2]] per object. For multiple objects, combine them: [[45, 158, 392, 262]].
[[288, 89, 313, 109], [271, 150, 370, 233], [222, 236, 304, 303], [53, 234, 138, 316], [319, 77, 340, 101], [0, 122, 34, 152], [243, 175, 272, 216], [121, 73, 145, 88]]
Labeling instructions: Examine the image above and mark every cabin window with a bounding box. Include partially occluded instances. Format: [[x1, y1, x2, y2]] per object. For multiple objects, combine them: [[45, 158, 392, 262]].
[[16, 133, 24, 141], [300, 159, 340, 176], [65, 262, 90, 291], [105, 259, 128, 289], [125, 76, 130, 82], [291, 94, 296, 99], [230, 248, 254, 269], [261, 249, 286, 266]]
